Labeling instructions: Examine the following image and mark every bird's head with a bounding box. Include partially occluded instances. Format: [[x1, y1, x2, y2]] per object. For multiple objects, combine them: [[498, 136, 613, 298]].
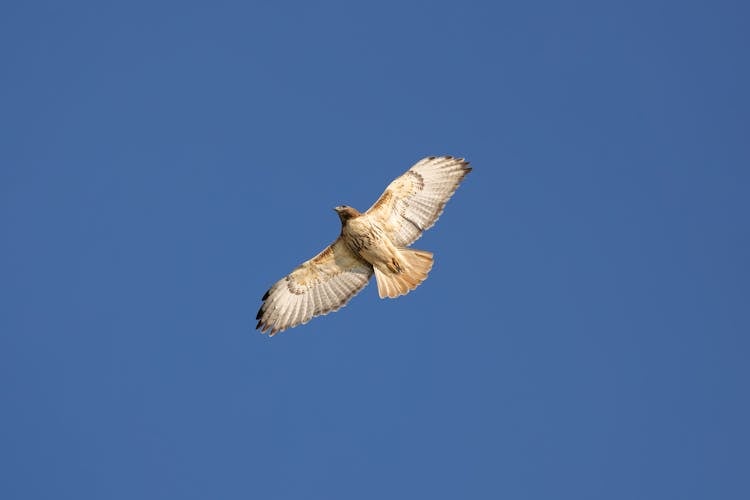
[[333, 205, 361, 223]]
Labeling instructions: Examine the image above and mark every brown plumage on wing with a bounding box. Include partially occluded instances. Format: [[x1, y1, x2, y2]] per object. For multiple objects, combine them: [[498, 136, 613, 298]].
[[256, 156, 472, 335]]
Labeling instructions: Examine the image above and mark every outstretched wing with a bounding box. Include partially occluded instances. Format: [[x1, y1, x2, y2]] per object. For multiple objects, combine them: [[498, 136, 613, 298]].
[[366, 156, 472, 247], [256, 238, 373, 335]]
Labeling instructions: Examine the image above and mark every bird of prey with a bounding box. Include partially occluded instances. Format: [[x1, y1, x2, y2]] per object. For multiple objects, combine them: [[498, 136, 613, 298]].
[[256, 155, 471, 335]]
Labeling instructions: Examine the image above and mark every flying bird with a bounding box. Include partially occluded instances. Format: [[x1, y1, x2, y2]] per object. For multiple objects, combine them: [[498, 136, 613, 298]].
[[256, 155, 471, 335]]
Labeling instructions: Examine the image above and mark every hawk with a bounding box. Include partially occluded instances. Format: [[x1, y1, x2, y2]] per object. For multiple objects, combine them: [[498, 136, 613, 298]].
[[256, 156, 472, 335]]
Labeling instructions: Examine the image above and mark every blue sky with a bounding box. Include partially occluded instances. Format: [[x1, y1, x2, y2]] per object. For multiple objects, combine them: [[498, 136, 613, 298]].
[[1, 1, 748, 498]]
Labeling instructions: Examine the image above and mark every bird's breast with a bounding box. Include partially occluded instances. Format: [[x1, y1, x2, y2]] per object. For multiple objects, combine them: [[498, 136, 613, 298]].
[[342, 218, 385, 254]]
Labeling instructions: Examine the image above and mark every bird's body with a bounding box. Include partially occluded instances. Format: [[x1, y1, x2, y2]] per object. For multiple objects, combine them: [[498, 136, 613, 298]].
[[256, 156, 471, 335], [337, 207, 434, 299]]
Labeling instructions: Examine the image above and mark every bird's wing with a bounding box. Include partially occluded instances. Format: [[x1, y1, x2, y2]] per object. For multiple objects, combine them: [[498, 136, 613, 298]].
[[365, 156, 472, 247], [256, 237, 373, 335]]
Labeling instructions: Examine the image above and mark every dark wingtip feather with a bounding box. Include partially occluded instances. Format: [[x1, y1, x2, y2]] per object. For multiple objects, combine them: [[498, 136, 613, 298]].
[[261, 289, 270, 300]]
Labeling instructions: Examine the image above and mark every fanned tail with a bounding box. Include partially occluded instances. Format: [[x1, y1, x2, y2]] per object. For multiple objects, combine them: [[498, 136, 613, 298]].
[[374, 248, 434, 299]]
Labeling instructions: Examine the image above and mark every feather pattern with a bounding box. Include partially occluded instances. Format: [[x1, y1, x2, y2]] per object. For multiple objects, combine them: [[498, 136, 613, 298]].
[[365, 156, 472, 247], [256, 238, 373, 335]]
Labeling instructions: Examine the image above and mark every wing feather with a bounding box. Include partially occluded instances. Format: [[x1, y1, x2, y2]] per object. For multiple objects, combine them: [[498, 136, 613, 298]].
[[256, 237, 373, 335], [365, 156, 472, 246], [328, 276, 348, 301], [323, 283, 339, 314]]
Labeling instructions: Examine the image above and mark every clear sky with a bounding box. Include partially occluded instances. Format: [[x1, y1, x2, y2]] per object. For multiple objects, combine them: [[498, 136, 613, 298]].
[[1, 1, 748, 499]]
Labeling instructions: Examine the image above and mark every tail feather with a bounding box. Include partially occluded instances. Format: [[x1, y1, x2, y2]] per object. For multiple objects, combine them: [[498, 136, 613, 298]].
[[374, 248, 434, 299]]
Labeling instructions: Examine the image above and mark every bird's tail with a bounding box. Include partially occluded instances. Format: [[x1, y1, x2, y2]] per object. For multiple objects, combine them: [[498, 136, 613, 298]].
[[374, 248, 434, 299]]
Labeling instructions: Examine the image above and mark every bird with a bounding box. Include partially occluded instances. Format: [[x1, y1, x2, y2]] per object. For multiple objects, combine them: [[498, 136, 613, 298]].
[[256, 155, 472, 335]]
